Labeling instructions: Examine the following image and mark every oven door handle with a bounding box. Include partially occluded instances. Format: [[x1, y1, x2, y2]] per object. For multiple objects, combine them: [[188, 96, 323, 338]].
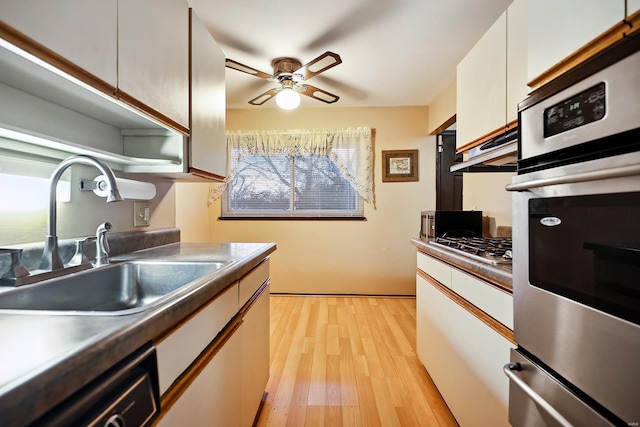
[[503, 363, 574, 427], [505, 163, 640, 191]]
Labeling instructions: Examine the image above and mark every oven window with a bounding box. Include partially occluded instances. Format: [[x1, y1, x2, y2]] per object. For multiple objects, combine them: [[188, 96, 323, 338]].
[[529, 192, 640, 325]]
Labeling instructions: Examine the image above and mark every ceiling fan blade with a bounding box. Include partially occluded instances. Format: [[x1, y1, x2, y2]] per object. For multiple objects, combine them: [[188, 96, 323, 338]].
[[248, 88, 279, 105], [299, 84, 340, 104], [226, 59, 273, 80], [295, 52, 342, 81]]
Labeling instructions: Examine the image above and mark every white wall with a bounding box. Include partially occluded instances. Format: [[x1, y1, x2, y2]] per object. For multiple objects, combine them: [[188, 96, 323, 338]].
[[463, 172, 514, 236]]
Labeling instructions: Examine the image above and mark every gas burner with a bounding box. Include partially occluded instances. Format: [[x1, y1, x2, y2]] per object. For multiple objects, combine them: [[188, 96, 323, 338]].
[[431, 236, 512, 265]]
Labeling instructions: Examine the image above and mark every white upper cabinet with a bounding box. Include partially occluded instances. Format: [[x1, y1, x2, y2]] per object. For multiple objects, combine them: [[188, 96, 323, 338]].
[[118, 0, 190, 131], [456, 12, 507, 149], [506, 0, 529, 122], [0, 0, 118, 87], [189, 9, 226, 178], [527, 0, 625, 83], [456, 0, 529, 150], [629, 0, 640, 16]]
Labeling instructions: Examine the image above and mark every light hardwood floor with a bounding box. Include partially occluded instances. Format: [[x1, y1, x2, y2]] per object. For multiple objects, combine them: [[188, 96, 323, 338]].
[[255, 295, 458, 427]]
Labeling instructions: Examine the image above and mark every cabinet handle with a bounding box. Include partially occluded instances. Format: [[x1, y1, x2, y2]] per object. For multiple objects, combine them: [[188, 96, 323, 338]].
[[503, 363, 573, 427], [505, 163, 640, 192]]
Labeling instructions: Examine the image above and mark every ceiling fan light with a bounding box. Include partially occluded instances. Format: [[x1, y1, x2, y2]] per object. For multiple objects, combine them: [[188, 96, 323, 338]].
[[275, 88, 301, 110]]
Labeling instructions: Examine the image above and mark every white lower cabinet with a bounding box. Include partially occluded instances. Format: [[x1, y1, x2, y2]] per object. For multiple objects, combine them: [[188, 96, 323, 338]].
[[416, 252, 513, 427], [156, 325, 243, 427], [241, 284, 270, 427], [155, 261, 271, 426], [156, 283, 239, 395]]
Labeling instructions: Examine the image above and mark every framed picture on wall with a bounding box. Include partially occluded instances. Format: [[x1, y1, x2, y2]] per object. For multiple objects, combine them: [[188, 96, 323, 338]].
[[382, 149, 419, 182]]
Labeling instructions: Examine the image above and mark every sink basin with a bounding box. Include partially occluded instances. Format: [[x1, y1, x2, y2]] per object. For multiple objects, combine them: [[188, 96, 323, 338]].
[[0, 260, 230, 315]]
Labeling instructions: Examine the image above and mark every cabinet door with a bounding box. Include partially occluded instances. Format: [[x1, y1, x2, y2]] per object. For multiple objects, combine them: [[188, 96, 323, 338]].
[[0, 0, 117, 87], [506, 0, 529, 122], [527, 0, 625, 82], [456, 12, 507, 149], [629, 0, 640, 16], [416, 275, 512, 427], [156, 283, 238, 394], [241, 284, 270, 427], [118, 0, 189, 130], [156, 325, 243, 427], [190, 10, 227, 178]]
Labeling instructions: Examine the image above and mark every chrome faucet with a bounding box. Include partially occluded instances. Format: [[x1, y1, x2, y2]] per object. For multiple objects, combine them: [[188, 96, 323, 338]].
[[40, 155, 123, 271], [94, 222, 112, 266]]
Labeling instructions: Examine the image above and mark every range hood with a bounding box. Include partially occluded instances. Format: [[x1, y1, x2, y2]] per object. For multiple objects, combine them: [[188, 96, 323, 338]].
[[450, 127, 518, 172]]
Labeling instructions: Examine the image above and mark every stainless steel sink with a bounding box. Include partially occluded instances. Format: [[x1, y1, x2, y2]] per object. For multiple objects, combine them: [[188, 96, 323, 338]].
[[0, 260, 230, 315]]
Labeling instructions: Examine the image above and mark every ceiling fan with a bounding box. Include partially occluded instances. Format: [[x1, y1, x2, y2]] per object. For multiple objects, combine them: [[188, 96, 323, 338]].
[[225, 51, 342, 109]]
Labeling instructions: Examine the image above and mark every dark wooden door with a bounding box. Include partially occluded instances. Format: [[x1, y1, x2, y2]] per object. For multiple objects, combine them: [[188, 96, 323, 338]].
[[436, 131, 463, 211]]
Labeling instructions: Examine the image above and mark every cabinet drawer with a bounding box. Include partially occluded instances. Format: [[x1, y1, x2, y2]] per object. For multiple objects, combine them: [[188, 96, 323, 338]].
[[156, 283, 239, 395], [239, 259, 270, 308], [451, 268, 513, 329], [417, 252, 451, 288]]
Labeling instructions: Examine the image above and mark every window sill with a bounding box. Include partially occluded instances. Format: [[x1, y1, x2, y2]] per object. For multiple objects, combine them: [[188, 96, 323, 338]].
[[218, 216, 367, 221]]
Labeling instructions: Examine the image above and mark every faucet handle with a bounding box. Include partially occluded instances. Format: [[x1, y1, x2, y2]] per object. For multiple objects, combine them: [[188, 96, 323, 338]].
[[94, 222, 112, 266], [0, 249, 30, 285], [68, 237, 95, 267]]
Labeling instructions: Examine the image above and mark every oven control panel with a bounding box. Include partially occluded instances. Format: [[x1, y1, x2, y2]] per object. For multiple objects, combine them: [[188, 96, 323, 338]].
[[543, 82, 606, 138]]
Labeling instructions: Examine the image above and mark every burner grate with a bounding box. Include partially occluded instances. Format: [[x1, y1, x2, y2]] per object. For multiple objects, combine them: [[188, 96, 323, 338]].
[[432, 236, 512, 264]]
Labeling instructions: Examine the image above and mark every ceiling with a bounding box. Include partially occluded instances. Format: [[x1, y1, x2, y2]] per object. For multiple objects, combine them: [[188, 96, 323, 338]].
[[187, 0, 514, 110]]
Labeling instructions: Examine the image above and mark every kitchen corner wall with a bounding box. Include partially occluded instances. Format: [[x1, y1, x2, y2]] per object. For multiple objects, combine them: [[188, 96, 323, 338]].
[[0, 164, 177, 246], [175, 106, 434, 295], [463, 172, 514, 236]]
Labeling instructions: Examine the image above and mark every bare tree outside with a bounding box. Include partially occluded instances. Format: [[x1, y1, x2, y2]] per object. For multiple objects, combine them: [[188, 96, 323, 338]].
[[227, 154, 359, 214]]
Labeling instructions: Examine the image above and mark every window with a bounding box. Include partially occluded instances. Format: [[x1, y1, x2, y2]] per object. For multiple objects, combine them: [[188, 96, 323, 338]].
[[219, 128, 374, 218]]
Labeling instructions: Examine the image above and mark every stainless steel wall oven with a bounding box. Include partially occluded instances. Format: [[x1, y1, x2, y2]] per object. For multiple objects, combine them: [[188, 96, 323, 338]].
[[505, 31, 640, 427]]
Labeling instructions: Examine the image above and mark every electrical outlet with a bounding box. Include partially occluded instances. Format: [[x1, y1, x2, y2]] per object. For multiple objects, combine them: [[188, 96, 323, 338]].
[[134, 202, 151, 227]]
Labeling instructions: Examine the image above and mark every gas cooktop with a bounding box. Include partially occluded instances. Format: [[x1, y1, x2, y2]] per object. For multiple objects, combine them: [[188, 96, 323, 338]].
[[430, 236, 512, 265]]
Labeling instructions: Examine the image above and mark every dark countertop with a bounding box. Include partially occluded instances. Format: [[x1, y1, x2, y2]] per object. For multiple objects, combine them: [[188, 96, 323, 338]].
[[411, 238, 512, 292], [0, 241, 277, 427]]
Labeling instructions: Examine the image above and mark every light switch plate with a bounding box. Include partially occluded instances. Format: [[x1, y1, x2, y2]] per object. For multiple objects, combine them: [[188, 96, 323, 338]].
[[134, 202, 151, 227]]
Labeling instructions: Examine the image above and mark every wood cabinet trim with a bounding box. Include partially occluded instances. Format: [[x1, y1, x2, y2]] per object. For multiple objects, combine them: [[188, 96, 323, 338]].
[[527, 19, 632, 90], [116, 90, 189, 136], [0, 22, 189, 137], [240, 279, 270, 315], [429, 114, 457, 136], [188, 167, 226, 182], [455, 119, 517, 154], [628, 10, 640, 32], [417, 269, 516, 345], [0, 21, 117, 97]]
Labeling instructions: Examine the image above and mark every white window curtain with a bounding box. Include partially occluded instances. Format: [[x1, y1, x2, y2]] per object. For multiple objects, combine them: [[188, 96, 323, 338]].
[[210, 127, 375, 208]]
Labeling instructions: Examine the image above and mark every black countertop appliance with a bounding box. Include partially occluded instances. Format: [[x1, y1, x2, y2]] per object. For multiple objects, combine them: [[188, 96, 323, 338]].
[[420, 210, 483, 240]]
